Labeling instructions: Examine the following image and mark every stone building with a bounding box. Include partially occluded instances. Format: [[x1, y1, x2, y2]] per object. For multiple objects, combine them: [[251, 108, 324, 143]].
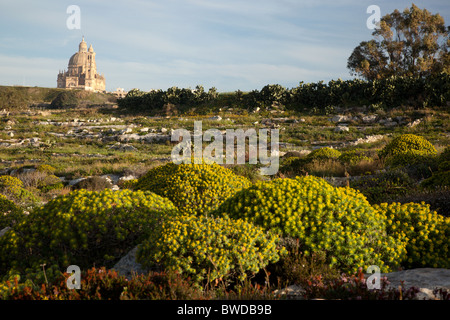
[[57, 37, 105, 92]]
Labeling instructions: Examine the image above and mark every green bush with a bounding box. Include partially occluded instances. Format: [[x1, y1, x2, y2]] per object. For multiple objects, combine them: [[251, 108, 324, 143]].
[[0, 195, 25, 230], [136, 214, 284, 284], [72, 176, 113, 191], [374, 202, 449, 269], [0, 189, 179, 281], [338, 150, 371, 165], [135, 162, 251, 216], [212, 175, 404, 273], [0, 175, 38, 205], [379, 134, 437, 167]]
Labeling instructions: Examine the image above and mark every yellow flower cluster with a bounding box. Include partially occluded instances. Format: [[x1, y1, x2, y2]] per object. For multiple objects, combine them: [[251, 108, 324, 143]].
[[213, 175, 404, 274], [0, 176, 24, 198], [379, 134, 437, 166], [135, 162, 251, 216], [0, 188, 179, 276], [136, 214, 285, 284], [374, 202, 449, 269]]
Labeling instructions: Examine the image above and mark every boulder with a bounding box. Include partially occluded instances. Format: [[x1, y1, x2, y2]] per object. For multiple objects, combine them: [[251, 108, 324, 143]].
[[112, 245, 148, 278]]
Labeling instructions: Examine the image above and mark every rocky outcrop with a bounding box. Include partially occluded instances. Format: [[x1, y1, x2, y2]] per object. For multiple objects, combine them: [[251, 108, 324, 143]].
[[273, 268, 450, 300], [380, 268, 450, 300]]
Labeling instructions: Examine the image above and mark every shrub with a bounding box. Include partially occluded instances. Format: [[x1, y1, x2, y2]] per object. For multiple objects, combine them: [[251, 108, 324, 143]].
[[0, 176, 24, 198], [72, 176, 113, 191], [0, 175, 37, 205], [117, 178, 138, 190], [213, 176, 404, 274], [136, 214, 284, 285], [36, 164, 56, 174], [306, 147, 342, 161], [338, 150, 371, 165], [379, 134, 437, 167], [0, 195, 25, 230], [135, 162, 251, 216], [0, 189, 179, 281], [0, 267, 206, 300], [374, 202, 449, 269]]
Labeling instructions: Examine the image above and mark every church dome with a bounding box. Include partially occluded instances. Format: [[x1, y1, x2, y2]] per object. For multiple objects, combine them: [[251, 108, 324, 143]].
[[78, 37, 87, 52], [68, 51, 87, 67], [88, 44, 94, 53]]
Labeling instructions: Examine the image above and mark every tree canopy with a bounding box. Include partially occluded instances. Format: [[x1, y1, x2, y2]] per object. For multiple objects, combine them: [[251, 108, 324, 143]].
[[348, 4, 450, 80]]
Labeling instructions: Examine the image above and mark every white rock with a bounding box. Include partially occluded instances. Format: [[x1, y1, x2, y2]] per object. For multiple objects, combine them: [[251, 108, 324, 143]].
[[0, 227, 11, 239], [362, 115, 377, 123], [330, 115, 350, 123], [407, 119, 422, 128], [334, 125, 349, 132]]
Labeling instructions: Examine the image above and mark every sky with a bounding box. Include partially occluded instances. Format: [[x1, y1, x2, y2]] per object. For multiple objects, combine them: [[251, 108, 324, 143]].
[[0, 0, 449, 93]]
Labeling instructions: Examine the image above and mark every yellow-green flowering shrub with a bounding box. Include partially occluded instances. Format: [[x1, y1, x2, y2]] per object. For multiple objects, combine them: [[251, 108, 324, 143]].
[[374, 202, 449, 269], [213, 176, 404, 274], [379, 134, 437, 166], [0, 195, 25, 229], [0, 189, 179, 278], [0, 175, 37, 205], [307, 147, 342, 161], [135, 162, 251, 216], [0, 176, 24, 198], [136, 214, 285, 284], [36, 164, 56, 174]]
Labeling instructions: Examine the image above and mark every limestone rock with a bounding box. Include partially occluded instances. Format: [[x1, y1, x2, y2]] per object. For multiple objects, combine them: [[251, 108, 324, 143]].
[[334, 125, 349, 133], [407, 119, 422, 128], [112, 245, 148, 278], [273, 285, 306, 300], [362, 115, 377, 123], [380, 268, 450, 300], [0, 227, 11, 239], [330, 115, 351, 123]]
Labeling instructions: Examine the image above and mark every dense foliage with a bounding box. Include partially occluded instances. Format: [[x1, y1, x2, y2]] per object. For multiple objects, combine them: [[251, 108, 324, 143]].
[[378, 134, 437, 166], [0, 189, 179, 281], [137, 214, 284, 284], [118, 74, 450, 114], [374, 202, 449, 269], [347, 4, 450, 80], [135, 162, 251, 216], [212, 176, 404, 274]]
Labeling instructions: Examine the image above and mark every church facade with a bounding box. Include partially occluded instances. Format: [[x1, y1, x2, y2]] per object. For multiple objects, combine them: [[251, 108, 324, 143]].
[[57, 37, 105, 92]]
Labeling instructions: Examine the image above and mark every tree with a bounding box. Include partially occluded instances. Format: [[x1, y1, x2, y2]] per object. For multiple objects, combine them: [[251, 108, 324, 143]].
[[348, 4, 450, 80]]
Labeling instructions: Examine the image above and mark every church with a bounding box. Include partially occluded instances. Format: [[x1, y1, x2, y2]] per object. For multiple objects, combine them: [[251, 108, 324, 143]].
[[57, 37, 106, 92]]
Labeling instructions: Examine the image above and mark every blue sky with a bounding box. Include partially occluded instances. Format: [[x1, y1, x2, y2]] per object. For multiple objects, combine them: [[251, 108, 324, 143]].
[[0, 0, 449, 92]]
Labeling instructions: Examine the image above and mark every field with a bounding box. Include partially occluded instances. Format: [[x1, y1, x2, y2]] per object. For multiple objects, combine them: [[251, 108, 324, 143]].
[[0, 86, 449, 300]]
